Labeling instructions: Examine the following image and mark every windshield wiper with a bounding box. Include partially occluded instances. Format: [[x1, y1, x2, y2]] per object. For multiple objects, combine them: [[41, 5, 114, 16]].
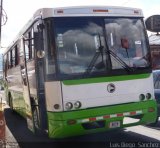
[[85, 45, 105, 75], [84, 34, 106, 75], [107, 49, 134, 72], [84, 34, 134, 75]]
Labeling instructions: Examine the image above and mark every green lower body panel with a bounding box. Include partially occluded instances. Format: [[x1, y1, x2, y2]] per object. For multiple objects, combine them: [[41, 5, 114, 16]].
[[11, 91, 26, 118], [47, 100, 157, 139]]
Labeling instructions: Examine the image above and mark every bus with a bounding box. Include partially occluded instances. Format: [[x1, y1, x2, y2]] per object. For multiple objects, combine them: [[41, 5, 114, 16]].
[[3, 6, 157, 138]]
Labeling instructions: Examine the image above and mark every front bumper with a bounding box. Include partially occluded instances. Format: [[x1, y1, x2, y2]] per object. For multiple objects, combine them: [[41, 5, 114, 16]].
[[47, 100, 157, 138]]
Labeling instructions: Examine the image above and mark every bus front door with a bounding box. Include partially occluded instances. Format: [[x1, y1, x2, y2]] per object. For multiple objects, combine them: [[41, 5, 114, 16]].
[[20, 39, 35, 132]]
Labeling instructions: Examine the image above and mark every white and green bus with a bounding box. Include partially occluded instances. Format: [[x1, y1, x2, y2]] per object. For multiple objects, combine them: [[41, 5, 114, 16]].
[[3, 6, 157, 138]]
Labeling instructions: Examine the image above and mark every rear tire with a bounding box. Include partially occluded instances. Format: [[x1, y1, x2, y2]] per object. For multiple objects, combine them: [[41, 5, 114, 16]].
[[32, 106, 40, 133]]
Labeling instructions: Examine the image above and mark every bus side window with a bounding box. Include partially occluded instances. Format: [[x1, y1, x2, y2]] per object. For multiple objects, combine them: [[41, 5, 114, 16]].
[[44, 20, 56, 75], [12, 48, 15, 67], [8, 51, 12, 69], [19, 39, 24, 64], [24, 28, 35, 62], [7, 44, 20, 68], [3, 55, 7, 77], [15, 45, 20, 66], [24, 34, 29, 61], [31, 28, 35, 59]]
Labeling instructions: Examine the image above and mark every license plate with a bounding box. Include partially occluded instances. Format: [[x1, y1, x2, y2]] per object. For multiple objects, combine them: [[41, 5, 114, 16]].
[[109, 121, 120, 128]]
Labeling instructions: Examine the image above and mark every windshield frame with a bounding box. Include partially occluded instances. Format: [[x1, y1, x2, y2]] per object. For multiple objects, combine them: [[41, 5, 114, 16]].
[[44, 16, 152, 81]]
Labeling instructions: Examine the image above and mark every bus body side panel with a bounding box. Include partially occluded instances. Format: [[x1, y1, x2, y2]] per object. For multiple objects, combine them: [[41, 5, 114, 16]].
[[26, 60, 37, 99], [6, 66, 26, 117]]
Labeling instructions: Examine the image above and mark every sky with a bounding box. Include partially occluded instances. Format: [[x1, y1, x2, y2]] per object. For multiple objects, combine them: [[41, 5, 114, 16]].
[[1, 0, 160, 52]]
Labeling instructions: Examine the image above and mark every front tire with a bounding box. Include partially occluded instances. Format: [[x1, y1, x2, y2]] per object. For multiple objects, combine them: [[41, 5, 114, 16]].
[[32, 105, 40, 133]]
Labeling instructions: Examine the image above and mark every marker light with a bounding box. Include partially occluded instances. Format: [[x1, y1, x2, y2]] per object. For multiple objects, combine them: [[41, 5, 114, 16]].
[[74, 101, 82, 109], [57, 10, 64, 14], [139, 94, 145, 101], [65, 102, 73, 110], [146, 93, 151, 100], [93, 9, 108, 13], [134, 10, 139, 14]]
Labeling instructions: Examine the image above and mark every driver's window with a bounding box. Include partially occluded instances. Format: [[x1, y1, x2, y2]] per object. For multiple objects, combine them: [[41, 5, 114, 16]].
[[105, 18, 148, 69]]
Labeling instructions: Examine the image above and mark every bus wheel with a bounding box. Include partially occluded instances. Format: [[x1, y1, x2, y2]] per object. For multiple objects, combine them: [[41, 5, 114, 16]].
[[32, 106, 40, 133]]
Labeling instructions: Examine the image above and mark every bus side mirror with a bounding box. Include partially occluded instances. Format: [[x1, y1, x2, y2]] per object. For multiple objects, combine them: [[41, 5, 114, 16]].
[[34, 32, 43, 50], [34, 26, 45, 58]]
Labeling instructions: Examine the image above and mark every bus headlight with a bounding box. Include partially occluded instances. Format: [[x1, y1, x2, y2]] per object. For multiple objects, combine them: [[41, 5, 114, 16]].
[[146, 93, 151, 100], [74, 101, 81, 109], [65, 102, 73, 110], [139, 94, 145, 101]]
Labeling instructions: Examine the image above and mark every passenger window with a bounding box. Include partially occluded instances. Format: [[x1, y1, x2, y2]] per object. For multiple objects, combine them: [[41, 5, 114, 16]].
[[8, 51, 12, 68], [24, 28, 35, 61], [15, 45, 19, 66], [12, 48, 15, 67]]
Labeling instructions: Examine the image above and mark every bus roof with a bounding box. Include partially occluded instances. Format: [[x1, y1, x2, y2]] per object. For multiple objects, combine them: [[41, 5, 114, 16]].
[[35, 6, 143, 18], [4, 6, 143, 54]]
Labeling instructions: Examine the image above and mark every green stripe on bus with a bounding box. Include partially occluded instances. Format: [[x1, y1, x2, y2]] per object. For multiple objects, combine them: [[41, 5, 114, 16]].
[[62, 73, 150, 85]]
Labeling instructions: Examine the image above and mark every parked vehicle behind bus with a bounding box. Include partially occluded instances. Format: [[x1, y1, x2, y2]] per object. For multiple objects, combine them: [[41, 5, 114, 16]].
[[153, 70, 160, 117], [3, 6, 157, 138]]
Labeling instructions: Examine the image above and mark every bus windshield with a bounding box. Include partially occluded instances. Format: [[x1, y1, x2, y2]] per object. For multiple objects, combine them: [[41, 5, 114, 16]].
[[50, 17, 150, 78]]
